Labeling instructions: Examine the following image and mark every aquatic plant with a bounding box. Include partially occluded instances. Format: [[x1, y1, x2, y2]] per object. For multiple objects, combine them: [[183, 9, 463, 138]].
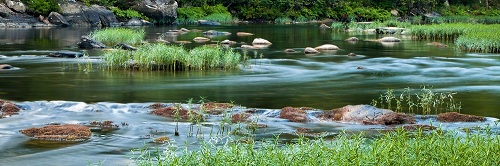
[[102, 44, 242, 71], [373, 86, 461, 115], [88, 28, 145, 46], [409, 23, 500, 53], [133, 129, 500, 166]]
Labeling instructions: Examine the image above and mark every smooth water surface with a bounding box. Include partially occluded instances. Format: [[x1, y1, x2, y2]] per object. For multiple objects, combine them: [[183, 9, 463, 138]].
[[1, 25, 500, 165]]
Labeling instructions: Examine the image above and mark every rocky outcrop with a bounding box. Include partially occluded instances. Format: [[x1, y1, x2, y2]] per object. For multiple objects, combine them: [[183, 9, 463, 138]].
[[77, 36, 107, 49], [47, 51, 83, 58], [437, 112, 486, 122], [130, 0, 177, 25], [47, 12, 70, 27], [5, 0, 26, 13], [60, 3, 119, 27], [19, 124, 91, 141]]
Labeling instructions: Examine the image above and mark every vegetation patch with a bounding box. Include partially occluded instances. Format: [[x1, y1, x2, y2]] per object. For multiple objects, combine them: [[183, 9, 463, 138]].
[[102, 44, 242, 71], [88, 28, 145, 46], [409, 24, 500, 53], [133, 129, 500, 165], [151, 106, 204, 121]]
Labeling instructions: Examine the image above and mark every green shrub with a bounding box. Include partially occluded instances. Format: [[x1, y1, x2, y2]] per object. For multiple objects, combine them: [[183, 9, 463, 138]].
[[22, 0, 60, 16], [177, 6, 206, 21], [203, 13, 233, 24], [110, 7, 148, 21]]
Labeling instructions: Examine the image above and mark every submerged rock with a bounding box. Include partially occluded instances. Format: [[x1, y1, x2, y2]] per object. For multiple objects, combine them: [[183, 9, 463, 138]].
[[232, 113, 251, 123], [427, 42, 448, 48], [236, 32, 254, 36], [47, 51, 83, 58], [314, 44, 339, 50], [153, 136, 170, 143], [19, 124, 91, 141], [115, 43, 137, 51], [320, 105, 415, 125], [284, 49, 297, 53], [0, 64, 13, 69], [203, 30, 231, 36], [198, 20, 221, 26], [77, 36, 107, 49], [151, 106, 204, 121], [348, 52, 357, 56], [86, 120, 120, 132], [1, 100, 20, 118], [193, 37, 210, 42], [378, 37, 401, 42], [304, 47, 320, 54], [202, 102, 233, 115], [280, 107, 307, 123], [149, 103, 167, 109], [220, 39, 237, 45], [437, 112, 486, 122], [345, 37, 359, 42], [252, 38, 272, 45], [319, 23, 331, 29]]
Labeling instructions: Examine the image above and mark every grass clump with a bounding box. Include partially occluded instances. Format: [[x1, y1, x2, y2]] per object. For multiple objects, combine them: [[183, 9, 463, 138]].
[[133, 129, 500, 166], [103, 44, 242, 71], [88, 28, 145, 46], [371, 86, 461, 115], [408, 23, 500, 53]]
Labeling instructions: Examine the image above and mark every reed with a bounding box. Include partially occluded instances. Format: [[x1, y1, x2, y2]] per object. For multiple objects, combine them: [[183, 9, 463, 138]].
[[88, 28, 145, 46], [373, 86, 461, 115], [408, 23, 469, 40], [102, 44, 242, 71], [133, 128, 500, 166], [203, 13, 233, 24]]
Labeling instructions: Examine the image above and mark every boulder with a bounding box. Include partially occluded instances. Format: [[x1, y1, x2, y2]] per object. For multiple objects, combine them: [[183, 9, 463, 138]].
[[0, 4, 10, 18], [60, 3, 119, 27], [47, 51, 83, 58], [0, 64, 13, 69], [198, 20, 221, 26], [77, 35, 107, 49], [345, 37, 359, 42], [284, 49, 297, 53], [376, 27, 405, 34], [1, 100, 20, 117], [390, 9, 399, 17], [193, 37, 210, 42], [115, 43, 137, 51], [437, 112, 486, 122], [220, 39, 237, 45], [304, 47, 319, 54], [125, 17, 143, 26], [378, 37, 401, 42], [48, 12, 70, 27], [130, 0, 177, 25], [5, 0, 26, 13], [252, 38, 272, 45], [203, 30, 231, 36], [151, 106, 204, 121], [19, 124, 91, 141], [348, 53, 357, 56], [319, 23, 331, 29], [236, 32, 253, 36], [280, 107, 307, 123], [320, 105, 415, 125], [314, 44, 339, 50]]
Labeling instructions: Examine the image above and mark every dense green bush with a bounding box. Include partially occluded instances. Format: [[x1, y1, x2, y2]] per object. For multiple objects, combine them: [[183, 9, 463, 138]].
[[22, 0, 60, 16], [177, 4, 233, 24], [110, 7, 149, 21]]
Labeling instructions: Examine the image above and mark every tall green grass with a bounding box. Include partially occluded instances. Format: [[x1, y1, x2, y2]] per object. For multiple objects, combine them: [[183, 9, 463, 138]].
[[372, 87, 461, 115], [409, 24, 500, 53], [102, 44, 242, 71], [133, 128, 500, 166], [441, 16, 500, 24], [88, 28, 145, 46]]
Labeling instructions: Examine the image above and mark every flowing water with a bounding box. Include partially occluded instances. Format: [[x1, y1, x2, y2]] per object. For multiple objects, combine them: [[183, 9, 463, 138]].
[[1, 25, 500, 165]]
